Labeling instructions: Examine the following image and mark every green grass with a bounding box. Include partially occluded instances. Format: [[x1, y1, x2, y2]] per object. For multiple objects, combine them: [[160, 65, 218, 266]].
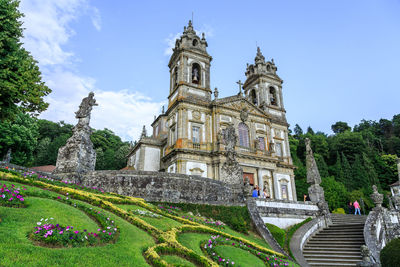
[[0, 188, 155, 267], [214, 245, 266, 266], [160, 255, 197, 267], [117, 204, 183, 231], [0, 174, 293, 267], [177, 233, 210, 256]]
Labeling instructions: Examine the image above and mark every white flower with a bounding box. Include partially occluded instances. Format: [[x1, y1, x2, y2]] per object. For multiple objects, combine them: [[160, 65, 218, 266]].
[[37, 222, 42, 225], [45, 219, 48, 221], [40, 218, 43, 221], [50, 218, 54, 220]]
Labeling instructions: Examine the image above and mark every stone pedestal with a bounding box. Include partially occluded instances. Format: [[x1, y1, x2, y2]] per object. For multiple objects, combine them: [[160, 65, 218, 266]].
[[308, 184, 325, 202], [220, 155, 243, 185], [53, 118, 96, 179]]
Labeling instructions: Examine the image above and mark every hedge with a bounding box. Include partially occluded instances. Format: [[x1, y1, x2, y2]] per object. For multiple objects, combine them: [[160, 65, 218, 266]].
[[380, 238, 400, 267]]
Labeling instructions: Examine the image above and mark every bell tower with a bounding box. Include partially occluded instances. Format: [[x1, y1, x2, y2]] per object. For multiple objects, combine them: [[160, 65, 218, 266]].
[[167, 20, 212, 106], [243, 47, 285, 118]]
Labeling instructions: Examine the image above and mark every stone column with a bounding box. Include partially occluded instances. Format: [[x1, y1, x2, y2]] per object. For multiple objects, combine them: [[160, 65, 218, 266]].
[[290, 174, 297, 201], [272, 170, 279, 200], [258, 168, 263, 192]]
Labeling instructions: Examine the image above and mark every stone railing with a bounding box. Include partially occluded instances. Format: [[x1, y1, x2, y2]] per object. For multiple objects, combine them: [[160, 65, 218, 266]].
[[361, 185, 400, 266], [290, 216, 330, 267]]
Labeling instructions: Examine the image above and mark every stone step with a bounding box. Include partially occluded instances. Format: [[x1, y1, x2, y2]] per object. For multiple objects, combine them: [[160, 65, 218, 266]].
[[304, 246, 363, 250], [309, 263, 359, 267], [306, 239, 365, 244], [314, 233, 364, 238], [310, 237, 365, 241], [304, 254, 362, 260], [307, 258, 361, 264], [304, 249, 361, 254], [322, 228, 364, 232]]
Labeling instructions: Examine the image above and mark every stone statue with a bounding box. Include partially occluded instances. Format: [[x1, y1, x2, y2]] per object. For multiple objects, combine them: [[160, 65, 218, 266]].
[[305, 138, 325, 203], [75, 92, 97, 119], [53, 92, 98, 180], [214, 87, 219, 99], [220, 124, 243, 184], [356, 245, 374, 266], [240, 108, 249, 122], [2, 148, 11, 163]]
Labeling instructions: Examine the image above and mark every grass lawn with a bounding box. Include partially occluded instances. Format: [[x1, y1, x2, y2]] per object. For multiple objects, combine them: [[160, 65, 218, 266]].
[[214, 245, 266, 266], [160, 255, 197, 267], [0, 170, 296, 267], [117, 204, 183, 231], [0, 188, 154, 267]]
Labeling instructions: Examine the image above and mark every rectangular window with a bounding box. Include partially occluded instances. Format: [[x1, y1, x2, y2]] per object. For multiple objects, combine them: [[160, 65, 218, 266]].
[[276, 143, 282, 157], [170, 127, 176, 144], [258, 137, 265, 150], [192, 126, 200, 143], [281, 184, 288, 200]]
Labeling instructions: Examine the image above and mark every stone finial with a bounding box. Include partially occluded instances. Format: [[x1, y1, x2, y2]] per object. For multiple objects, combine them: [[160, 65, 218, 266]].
[[213, 87, 219, 99], [360, 245, 372, 263], [141, 125, 147, 139], [202, 32, 205, 40], [162, 105, 165, 114], [255, 46, 265, 64], [371, 185, 383, 208]]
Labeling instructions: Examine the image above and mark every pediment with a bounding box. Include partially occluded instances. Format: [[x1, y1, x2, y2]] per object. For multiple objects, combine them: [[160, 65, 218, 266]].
[[216, 96, 267, 118]]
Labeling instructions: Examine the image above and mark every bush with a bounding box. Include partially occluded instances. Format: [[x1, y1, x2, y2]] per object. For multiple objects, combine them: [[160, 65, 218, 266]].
[[265, 223, 285, 247], [380, 238, 400, 267], [332, 208, 345, 214]]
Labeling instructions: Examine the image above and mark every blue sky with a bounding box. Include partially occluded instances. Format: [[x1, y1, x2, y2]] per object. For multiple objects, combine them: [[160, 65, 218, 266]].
[[19, 0, 400, 141]]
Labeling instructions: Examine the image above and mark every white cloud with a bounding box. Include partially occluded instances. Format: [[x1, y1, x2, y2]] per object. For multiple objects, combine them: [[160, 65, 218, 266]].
[[90, 7, 101, 31], [19, 0, 162, 141], [164, 32, 181, 56]]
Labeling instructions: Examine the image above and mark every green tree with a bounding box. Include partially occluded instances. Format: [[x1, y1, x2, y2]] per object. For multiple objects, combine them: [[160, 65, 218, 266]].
[[321, 176, 349, 211], [0, 111, 38, 165], [331, 121, 351, 134], [293, 124, 303, 139], [0, 0, 51, 121]]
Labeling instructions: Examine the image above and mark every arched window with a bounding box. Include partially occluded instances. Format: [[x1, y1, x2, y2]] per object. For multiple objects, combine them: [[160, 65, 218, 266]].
[[250, 89, 258, 105], [269, 87, 277, 106], [238, 122, 250, 147], [191, 63, 201, 84], [173, 67, 178, 87]]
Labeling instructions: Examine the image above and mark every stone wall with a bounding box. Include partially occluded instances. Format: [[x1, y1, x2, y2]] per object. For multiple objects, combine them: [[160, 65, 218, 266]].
[[82, 170, 246, 205]]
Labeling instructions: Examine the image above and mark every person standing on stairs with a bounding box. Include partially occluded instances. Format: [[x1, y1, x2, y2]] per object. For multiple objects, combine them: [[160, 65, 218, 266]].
[[354, 200, 361, 215]]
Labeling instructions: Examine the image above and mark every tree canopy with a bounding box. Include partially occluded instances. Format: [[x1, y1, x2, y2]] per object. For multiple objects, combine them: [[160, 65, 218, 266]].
[[0, 0, 51, 121]]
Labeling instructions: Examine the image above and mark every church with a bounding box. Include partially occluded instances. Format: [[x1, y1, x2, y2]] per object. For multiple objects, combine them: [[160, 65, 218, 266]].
[[126, 20, 297, 201]]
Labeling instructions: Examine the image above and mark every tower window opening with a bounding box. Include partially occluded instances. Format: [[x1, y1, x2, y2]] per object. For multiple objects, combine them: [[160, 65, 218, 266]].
[[250, 89, 258, 105], [173, 67, 178, 87], [269, 87, 277, 106], [191, 63, 201, 84], [192, 39, 198, 46]]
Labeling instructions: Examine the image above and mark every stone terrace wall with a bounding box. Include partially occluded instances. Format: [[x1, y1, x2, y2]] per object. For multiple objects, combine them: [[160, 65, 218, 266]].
[[82, 170, 246, 205]]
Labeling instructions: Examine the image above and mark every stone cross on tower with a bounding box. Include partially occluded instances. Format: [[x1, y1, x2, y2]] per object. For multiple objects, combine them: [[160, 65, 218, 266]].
[[236, 80, 243, 96]]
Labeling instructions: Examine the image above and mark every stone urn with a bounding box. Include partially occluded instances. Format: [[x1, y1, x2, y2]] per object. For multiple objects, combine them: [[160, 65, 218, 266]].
[[371, 185, 383, 208]]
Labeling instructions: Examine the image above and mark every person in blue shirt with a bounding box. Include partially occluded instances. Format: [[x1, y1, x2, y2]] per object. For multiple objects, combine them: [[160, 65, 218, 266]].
[[252, 187, 258, 197]]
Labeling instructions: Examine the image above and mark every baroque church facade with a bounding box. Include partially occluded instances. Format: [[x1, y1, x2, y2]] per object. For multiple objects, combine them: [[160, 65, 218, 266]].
[[127, 21, 297, 201]]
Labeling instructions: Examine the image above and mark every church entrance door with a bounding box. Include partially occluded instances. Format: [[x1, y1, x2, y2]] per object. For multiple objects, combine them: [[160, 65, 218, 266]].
[[243, 172, 254, 185]]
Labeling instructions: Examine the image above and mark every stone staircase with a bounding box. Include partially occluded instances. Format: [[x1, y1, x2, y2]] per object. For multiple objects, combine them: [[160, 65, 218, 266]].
[[303, 214, 367, 266]]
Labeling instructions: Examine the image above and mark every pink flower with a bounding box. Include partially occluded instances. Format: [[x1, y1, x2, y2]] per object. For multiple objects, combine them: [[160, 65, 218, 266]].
[[74, 231, 79, 234], [20, 198, 24, 201], [8, 197, 13, 201], [108, 232, 112, 235], [59, 231, 63, 234]]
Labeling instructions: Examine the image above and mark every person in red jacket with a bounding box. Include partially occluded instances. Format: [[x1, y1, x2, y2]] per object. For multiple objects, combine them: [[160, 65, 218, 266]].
[[354, 200, 361, 215]]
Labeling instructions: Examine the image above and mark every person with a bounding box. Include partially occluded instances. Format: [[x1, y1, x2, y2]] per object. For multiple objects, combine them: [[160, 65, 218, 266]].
[[354, 200, 361, 215], [252, 187, 258, 198], [256, 185, 260, 197], [348, 201, 354, 214], [263, 188, 270, 199], [304, 194, 311, 202]]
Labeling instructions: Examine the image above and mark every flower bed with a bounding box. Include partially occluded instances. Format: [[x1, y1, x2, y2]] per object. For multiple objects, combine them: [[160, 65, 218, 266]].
[[181, 215, 225, 229], [157, 205, 181, 215], [29, 203, 119, 248], [129, 209, 162, 218], [0, 182, 27, 207], [202, 235, 291, 266]]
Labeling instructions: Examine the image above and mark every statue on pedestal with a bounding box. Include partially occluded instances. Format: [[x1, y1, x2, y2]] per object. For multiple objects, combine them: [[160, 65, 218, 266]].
[[305, 138, 326, 203], [220, 124, 243, 184], [53, 92, 98, 180]]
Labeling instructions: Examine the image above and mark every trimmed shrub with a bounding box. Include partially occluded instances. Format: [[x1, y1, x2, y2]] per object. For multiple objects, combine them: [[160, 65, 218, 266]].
[[332, 208, 346, 214], [265, 223, 285, 247], [380, 238, 400, 267]]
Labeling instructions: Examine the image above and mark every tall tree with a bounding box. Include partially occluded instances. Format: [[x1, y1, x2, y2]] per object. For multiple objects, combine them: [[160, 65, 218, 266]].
[[331, 121, 351, 134], [0, 0, 51, 121]]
